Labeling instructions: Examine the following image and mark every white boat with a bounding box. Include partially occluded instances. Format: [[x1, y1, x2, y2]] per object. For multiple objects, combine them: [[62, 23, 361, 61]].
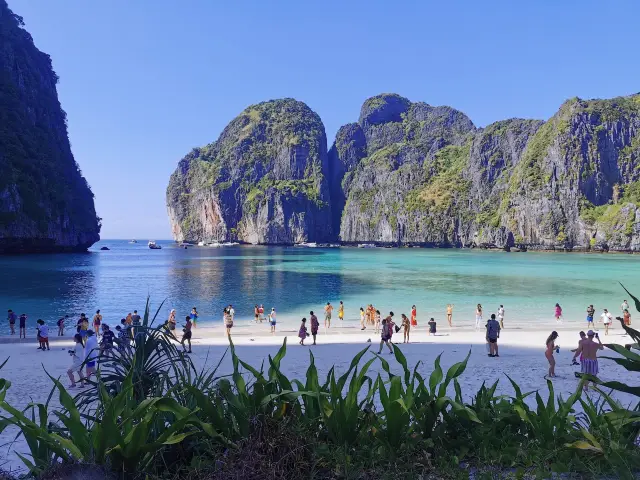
[[295, 242, 317, 248], [148, 241, 162, 250], [208, 242, 222, 248], [129, 239, 137, 244], [221, 242, 239, 246], [357, 243, 376, 249], [197, 241, 205, 247]]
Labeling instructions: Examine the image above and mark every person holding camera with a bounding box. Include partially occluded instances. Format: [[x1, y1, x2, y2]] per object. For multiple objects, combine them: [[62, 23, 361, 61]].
[[572, 330, 603, 391]]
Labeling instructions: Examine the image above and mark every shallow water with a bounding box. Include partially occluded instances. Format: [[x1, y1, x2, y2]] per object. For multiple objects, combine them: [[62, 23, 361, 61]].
[[0, 240, 638, 334]]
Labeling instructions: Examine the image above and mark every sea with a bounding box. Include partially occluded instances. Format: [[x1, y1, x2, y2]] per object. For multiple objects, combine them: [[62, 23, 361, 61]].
[[0, 240, 638, 334]]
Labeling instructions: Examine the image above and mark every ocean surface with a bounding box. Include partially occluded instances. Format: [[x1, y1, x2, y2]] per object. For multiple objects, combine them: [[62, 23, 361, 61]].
[[1, 240, 639, 334]]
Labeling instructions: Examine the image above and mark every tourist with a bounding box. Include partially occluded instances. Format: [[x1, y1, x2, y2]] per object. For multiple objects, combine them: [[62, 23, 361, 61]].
[[125, 312, 132, 327], [374, 310, 381, 334], [624, 308, 631, 326], [475, 304, 483, 330], [364, 304, 371, 325], [428, 317, 436, 336], [338, 301, 344, 323], [259, 304, 265, 322], [310, 311, 319, 345], [168, 309, 177, 331], [601, 308, 613, 335], [554, 303, 563, 323], [181, 316, 192, 353], [572, 330, 603, 390], [369, 305, 376, 326], [377, 317, 393, 354], [100, 324, 115, 357], [411, 305, 417, 327], [359, 307, 366, 330], [93, 310, 102, 338], [298, 317, 308, 345], [18, 313, 26, 339], [386, 312, 396, 341], [36, 319, 50, 351], [324, 302, 333, 328], [545, 331, 559, 378], [269, 308, 277, 334], [78, 314, 89, 345], [57, 315, 68, 336], [254, 305, 260, 323], [571, 331, 586, 366], [84, 330, 98, 379], [497, 305, 505, 329], [400, 313, 411, 343], [7, 309, 16, 335], [586, 304, 595, 329], [224, 308, 233, 337], [622, 299, 630, 314], [446, 304, 454, 327], [228, 305, 234, 324], [67, 334, 86, 388], [486, 314, 500, 358], [117, 320, 130, 348]]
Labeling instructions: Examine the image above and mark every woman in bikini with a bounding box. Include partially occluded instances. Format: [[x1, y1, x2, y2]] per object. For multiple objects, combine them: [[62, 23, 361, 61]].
[[400, 313, 411, 343], [446, 304, 454, 327], [545, 331, 559, 378], [359, 307, 366, 330]]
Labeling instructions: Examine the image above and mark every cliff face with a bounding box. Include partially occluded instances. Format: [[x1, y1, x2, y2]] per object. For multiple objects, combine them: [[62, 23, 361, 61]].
[[166, 99, 333, 244], [0, 1, 100, 253]]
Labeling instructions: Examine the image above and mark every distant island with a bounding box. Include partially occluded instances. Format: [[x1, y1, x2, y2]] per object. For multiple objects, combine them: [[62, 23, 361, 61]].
[[167, 91, 640, 252], [0, 1, 100, 253]]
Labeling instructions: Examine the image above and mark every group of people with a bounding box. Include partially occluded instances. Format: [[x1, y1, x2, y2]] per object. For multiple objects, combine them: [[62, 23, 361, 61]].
[[253, 305, 277, 333]]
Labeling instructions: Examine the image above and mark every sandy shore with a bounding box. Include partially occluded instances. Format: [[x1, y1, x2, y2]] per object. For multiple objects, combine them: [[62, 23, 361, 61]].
[[0, 322, 634, 474]]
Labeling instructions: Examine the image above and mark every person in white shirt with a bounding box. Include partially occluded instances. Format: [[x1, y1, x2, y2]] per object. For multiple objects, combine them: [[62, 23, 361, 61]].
[[229, 305, 235, 322], [67, 334, 87, 388], [497, 305, 505, 329], [622, 300, 630, 313], [84, 330, 99, 378], [600, 309, 613, 335]]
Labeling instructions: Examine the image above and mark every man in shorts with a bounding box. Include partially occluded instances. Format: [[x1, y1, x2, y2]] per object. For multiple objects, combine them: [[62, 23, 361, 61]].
[[485, 313, 501, 358], [586, 304, 595, 329], [324, 302, 333, 329], [572, 330, 604, 390], [7, 309, 16, 335]]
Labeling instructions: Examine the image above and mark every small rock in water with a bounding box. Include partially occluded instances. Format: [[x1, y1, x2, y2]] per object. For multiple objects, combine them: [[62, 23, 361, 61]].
[[100, 246, 110, 251], [367, 338, 371, 343]]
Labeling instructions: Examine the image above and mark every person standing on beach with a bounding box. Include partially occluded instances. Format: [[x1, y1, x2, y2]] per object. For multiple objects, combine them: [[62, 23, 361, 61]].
[[428, 317, 437, 335], [310, 311, 319, 345], [475, 304, 483, 330], [400, 313, 411, 343], [131, 310, 141, 340], [228, 305, 234, 324], [572, 330, 603, 390], [19, 313, 27, 339], [79, 314, 89, 345], [57, 316, 68, 336], [545, 331, 559, 378], [586, 305, 595, 329], [224, 308, 233, 337], [259, 305, 265, 323], [446, 304, 454, 327], [571, 331, 586, 366], [168, 309, 177, 331], [386, 312, 396, 342], [624, 309, 631, 326], [554, 304, 563, 323], [377, 317, 393, 354], [375, 310, 381, 334], [410, 305, 417, 327], [324, 302, 333, 329], [600, 308, 613, 335], [67, 334, 86, 388], [338, 301, 344, 324], [622, 300, 630, 314], [84, 330, 98, 378], [359, 307, 366, 330], [497, 305, 505, 329], [254, 305, 260, 323], [7, 310, 16, 335], [181, 316, 192, 353], [93, 310, 102, 339], [100, 325, 115, 357], [191, 307, 199, 328], [37, 319, 50, 351], [298, 318, 308, 345], [486, 314, 500, 357], [269, 308, 277, 334]]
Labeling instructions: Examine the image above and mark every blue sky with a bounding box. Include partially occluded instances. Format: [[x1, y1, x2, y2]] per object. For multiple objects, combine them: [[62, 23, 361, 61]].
[[11, 0, 640, 239]]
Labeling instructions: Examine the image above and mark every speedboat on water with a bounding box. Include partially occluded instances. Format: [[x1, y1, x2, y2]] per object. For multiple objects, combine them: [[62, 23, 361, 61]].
[[357, 243, 376, 249], [148, 241, 162, 250], [197, 241, 205, 246], [221, 242, 239, 246], [209, 242, 222, 247], [129, 239, 137, 244], [295, 242, 317, 248]]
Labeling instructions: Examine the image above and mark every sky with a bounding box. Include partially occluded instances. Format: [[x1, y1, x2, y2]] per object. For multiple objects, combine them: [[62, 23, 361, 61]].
[[9, 0, 640, 239]]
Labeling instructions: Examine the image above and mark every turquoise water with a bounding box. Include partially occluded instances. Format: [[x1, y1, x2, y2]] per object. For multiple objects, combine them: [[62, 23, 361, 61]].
[[1, 240, 638, 334]]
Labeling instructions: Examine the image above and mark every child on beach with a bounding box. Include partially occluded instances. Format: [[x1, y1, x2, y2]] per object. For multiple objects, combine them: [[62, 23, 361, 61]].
[[400, 313, 410, 343], [67, 334, 86, 388], [310, 311, 319, 345], [338, 301, 344, 323], [377, 318, 393, 354], [554, 304, 563, 323], [360, 307, 366, 330], [428, 317, 437, 336], [410, 305, 417, 327], [36, 319, 50, 351], [545, 331, 559, 378], [375, 310, 381, 334], [298, 318, 309, 345], [19, 313, 26, 339], [269, 308, 277, 334]]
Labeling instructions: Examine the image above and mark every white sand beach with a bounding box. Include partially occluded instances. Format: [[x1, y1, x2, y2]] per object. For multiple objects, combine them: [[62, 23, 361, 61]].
[[0, 322, 635, 474]]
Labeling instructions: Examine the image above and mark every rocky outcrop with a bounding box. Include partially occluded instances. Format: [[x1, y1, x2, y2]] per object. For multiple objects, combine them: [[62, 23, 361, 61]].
[[166, 99, 333, 244], [0, 1, 100, 253]]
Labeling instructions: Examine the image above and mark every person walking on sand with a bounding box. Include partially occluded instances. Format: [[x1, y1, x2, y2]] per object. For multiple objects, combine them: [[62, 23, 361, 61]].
[[375, 310, 381, 334], [571, 331, 587, 366], [622, 299, 630, 314], [310, 311, 319, 345], [269, 308, 277, 334], [324, 302, 333, 328], [67, 334, 86, 388], [554, 303, 563, 323], [400, 313, 411, 343], [298, 317, 309, 345], [446, 304, 454, 327], [410, 305, 417, 327], [93, 310, 102, 339], [191, 307, 199, 328], [386, 312, 396, 343], [624, 308, 631, 327], [497, 305, 505, 329], [545, 331, 559, 378], [181, 316, 192, 353], [224, 308, 234, 337], [486, 314, 501, 357], [19, 313, 27, 339], [168, 309, 177, 331], [586, 305, 595, 329], [259, 304, 265, 323], [572, 330, 603, 390], [359, 307, 366, 330], [7, 309, 16, 335], [600, 308, 613, 335], [57, 315, 68, 336], [475, 304, 483, 330], [378, 317, 393, 354], [338, 301, 344, 323]]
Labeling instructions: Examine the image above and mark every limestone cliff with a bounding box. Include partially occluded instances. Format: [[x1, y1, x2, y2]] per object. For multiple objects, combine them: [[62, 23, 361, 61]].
[[166, 99, 332, 244], [0, 1, 100, 253]]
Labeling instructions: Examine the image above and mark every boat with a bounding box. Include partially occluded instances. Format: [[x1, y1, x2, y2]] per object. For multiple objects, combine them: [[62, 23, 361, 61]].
[[208, 242, 222, 248], [129, 239, 137, 244], [222, 242, 239, 246], [357, 243, 376, 249], [148, 241, 162, 250], [295, 242, 317, 248], [197, 241, 205, 247]]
